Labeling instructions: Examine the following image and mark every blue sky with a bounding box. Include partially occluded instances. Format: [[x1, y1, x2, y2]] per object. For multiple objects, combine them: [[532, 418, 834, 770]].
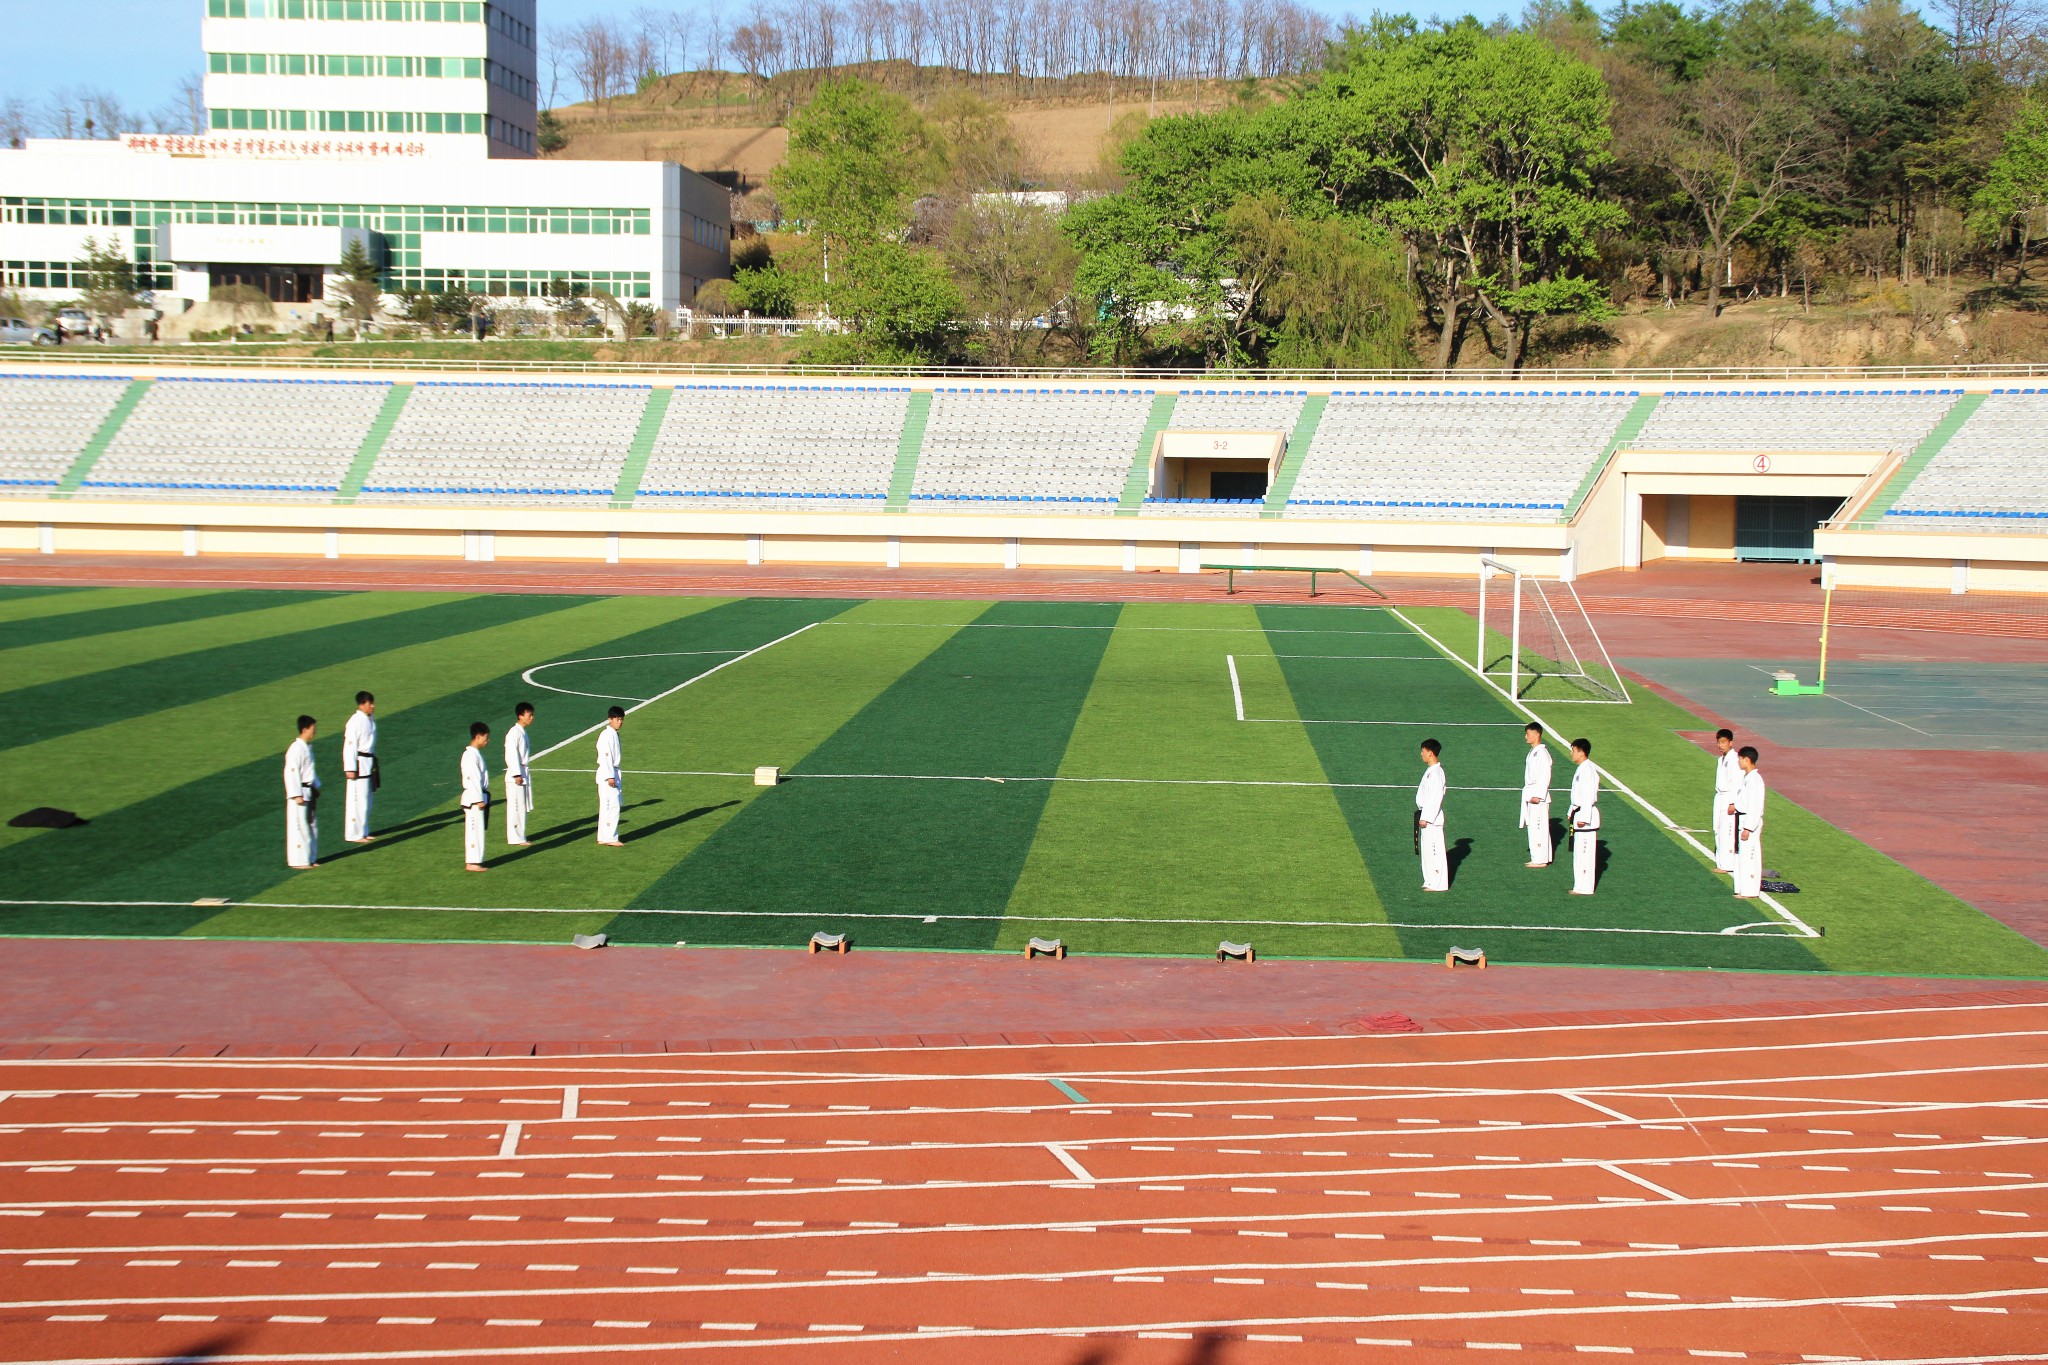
[[2, 0, 1524, 128]]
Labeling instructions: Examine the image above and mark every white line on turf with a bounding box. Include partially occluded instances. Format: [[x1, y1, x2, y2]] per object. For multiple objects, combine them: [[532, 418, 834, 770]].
[[0, 900, 1810, 939], [1388, 606, 1822, 940], [527, 623, 819, 763], [528, 769, 1534, 792], [1227, 654, 1245, 721], [520, 651, 745, 704]]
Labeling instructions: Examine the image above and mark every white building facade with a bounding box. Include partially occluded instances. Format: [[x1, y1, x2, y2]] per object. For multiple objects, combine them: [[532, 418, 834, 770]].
[[0, 0, 729, 314]]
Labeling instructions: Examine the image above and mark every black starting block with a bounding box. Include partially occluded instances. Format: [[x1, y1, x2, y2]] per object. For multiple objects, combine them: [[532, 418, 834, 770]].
[[1216, 940, 1255, 963]]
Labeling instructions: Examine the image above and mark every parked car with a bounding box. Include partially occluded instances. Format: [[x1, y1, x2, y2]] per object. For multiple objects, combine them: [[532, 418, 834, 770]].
[[57, 307, 90, 332], [0, 318, 40, 345]]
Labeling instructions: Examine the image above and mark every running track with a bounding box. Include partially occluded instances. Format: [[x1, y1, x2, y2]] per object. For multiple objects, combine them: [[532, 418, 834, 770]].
[[3, 1000, 2047, 1363]]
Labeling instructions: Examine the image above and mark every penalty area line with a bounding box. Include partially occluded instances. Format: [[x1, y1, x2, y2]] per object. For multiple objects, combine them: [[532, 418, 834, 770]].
[[528, 768, 1536, 793], [0, 899, 1810, 940], [527, 622, 820, 763]]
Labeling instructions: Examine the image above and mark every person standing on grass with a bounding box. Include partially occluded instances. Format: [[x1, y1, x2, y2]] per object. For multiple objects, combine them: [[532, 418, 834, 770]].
[[1712, 727, 1741, 874], [1732, 746, 1767, 899], [596, 706, 625, 846], [504, 701, 535, 847], [1416, 738, 1449, 892], [341, 690, 377, 844], [1567, 738, 1600, 896], [1521, 721, 1553, 868], [460, 721, 491, 872], [284, 715, 320, 869]]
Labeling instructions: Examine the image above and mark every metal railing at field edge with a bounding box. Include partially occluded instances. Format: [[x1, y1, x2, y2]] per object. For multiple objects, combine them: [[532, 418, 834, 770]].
[[9, 350, 2048, 383]]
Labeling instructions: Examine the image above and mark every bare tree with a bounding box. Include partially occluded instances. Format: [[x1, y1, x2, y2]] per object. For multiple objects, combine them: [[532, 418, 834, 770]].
[[1, 96, 30, 149], [1655, 67, 1825, 317]]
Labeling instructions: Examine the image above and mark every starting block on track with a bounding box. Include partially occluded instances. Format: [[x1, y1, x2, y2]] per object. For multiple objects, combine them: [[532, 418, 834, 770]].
[[571, 932, 609, 950], [808, 931, 849, 954], [1444, 945, 1486, 969], [1216, 940, 1255, 963], [1024, 937, 1066, 960]]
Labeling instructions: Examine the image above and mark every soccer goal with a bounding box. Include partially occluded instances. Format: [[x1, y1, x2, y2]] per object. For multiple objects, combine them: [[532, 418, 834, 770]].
[[1475, 557, 1631, 705]]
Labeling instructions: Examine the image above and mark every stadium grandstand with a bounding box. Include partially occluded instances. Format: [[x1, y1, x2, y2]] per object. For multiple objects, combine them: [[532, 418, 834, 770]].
[[1, 366, 2044, 590]]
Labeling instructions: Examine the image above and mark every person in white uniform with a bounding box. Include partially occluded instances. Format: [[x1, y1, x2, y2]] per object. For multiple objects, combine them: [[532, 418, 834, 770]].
[[1732, 746, 1767, 899], [460, 721, 491, 871], [596, 705, 625, 846], [284, 715, 320, 869], [504, 701, 536, 846], [1567, 737, 1600, 896], [1711, 727, 1741, 873], [341, 690, 378, 843], [1415, 738, 1449, 892], [1521, 721, 1554, 867]]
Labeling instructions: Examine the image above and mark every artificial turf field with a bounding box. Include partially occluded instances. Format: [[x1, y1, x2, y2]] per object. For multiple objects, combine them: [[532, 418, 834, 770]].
[[1, 582, 2042, 979]]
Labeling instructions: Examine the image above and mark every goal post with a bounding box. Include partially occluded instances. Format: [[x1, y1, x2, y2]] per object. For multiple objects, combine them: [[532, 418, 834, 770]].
[[1476, 557, 1631, 705]]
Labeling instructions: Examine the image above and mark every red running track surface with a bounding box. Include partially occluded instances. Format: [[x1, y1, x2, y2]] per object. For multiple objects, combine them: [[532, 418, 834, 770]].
[[3, 999, 2046, 1363]]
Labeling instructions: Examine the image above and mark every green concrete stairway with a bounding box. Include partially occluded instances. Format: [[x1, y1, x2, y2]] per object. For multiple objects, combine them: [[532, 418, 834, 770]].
[[1561, 392, 1661, 521], [1115, 391, 1177, 516], [611, 386, 672, 507], [1260, 393, 1328, 519], [1856, 392, 1985, 523], [335, 383, 414, 504], [53, 378, 151, 498], [884, 390, 932, 512]]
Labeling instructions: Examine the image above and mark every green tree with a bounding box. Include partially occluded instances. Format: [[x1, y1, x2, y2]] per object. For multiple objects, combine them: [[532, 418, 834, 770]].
[[1297, 25, 1627, 368], [333, 235, 384, 337], [1972, 98, 2048, 285], [74, 235, 139, 331], [772, 79, 936, 248], [1219, 195, 1416, 369], [809, 239, 962, 363], [536, 108, 569, 156], [545, 277, 590, 335], [1606, 1, 1726, 82]]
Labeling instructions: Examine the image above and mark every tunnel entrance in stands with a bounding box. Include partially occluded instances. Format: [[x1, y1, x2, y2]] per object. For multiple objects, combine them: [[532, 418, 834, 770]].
[[1639, 492, 1847, 566]]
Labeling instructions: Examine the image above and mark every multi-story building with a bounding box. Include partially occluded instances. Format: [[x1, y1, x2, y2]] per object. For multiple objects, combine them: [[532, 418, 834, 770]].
[[0, 0, 730, 318]]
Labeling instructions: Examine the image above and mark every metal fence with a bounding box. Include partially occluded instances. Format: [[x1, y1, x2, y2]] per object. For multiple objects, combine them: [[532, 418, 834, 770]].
[[9, 350, 2048, 383]]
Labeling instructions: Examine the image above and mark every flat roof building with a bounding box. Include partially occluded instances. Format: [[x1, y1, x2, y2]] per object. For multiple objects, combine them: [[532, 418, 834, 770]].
[[1, 0, 729, 317]]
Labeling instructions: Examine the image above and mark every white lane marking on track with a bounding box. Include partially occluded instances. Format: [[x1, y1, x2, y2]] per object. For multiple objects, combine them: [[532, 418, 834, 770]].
[[518, 651, 745, 703], [4, 1291, 2047, 1362], [1597, 1163, 1686, 1202], [1392, 606, 1821, 940], [1563, 1094, 1638, 1123], [497, 1124, 520, 1159], [561, 1088, 578, 1122], [1044, 1145, 1095, 1185], [528, 621, 819, 762]]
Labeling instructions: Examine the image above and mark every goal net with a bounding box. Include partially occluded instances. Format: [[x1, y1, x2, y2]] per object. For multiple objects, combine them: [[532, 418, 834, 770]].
[[1476, 557, 1630, 705]]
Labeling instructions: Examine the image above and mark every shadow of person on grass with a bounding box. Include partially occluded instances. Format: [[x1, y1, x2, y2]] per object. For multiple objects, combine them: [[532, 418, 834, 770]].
[[487, 800, 663, 867], [1595, 838, 1611, 880], [319, 810, 462, 864], [1446, 836, 1473, 885], [623, 800, 741, 843]]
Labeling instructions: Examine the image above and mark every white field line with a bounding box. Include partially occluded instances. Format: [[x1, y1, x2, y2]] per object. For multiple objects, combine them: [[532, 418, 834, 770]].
[[519, 650, 745, 704], [1043, 1143, 1095, 1184], [527, 622, 819, 763], [3, 1125, 2034, 1179], [821, 622, 1414, 635], [3, 1279, 2045, 1351], [1388, 605, 1821, 939], [1, 1001, 2041, 1074], [3, 1024, 2044, 1092], [495, 1123, 519, 1159], [528, 768, 1540, 793], [0, 897, 1808, 940], [1226, 653, 1245, 721], [12, 1224, 2043, 1274]]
